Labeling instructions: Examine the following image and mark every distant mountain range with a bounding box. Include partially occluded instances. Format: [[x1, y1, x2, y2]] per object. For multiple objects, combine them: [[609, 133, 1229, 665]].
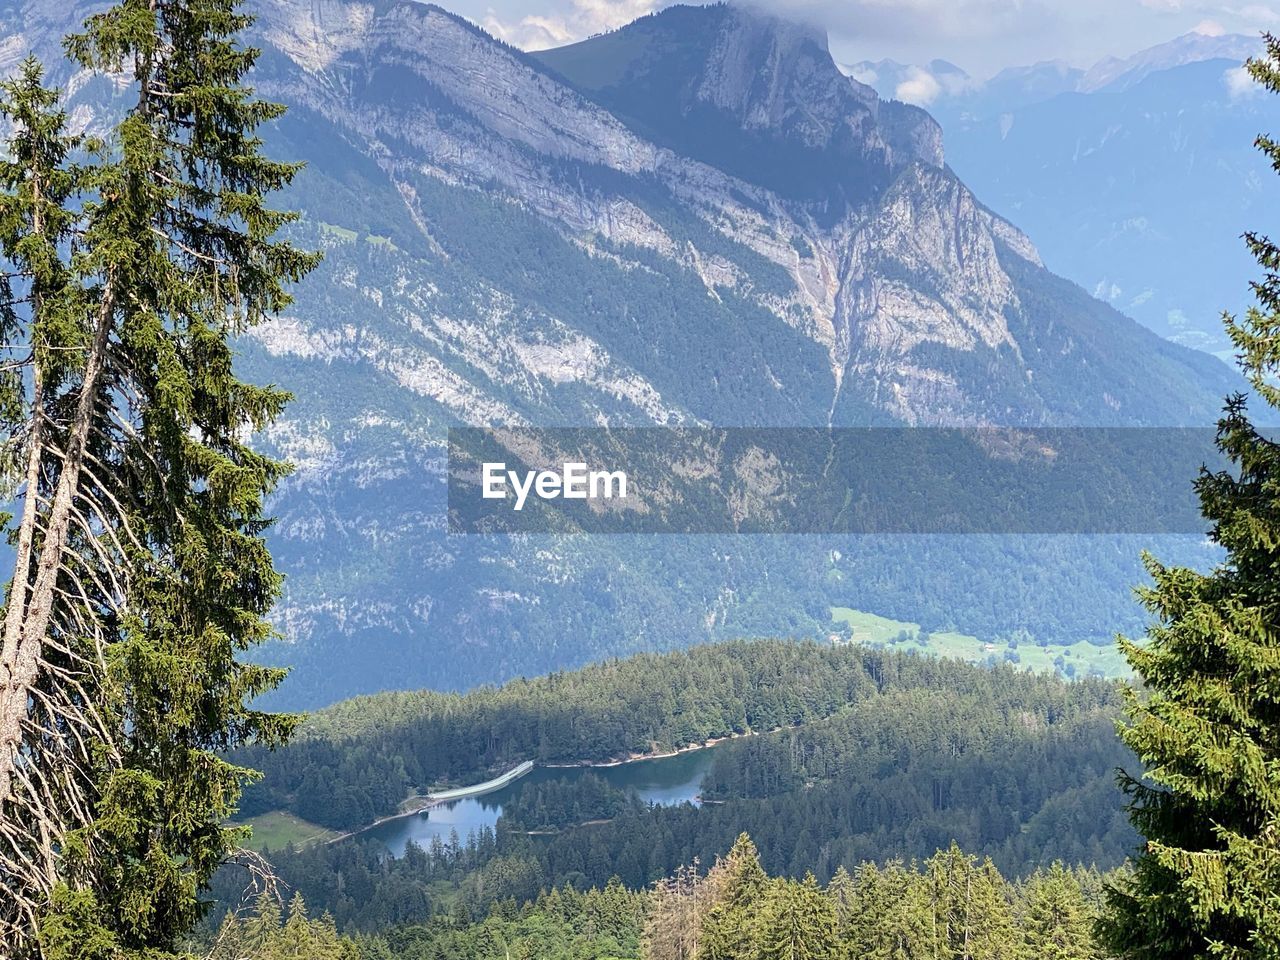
[[0, 1, 1251, 704], [848, 30, 1276, 353]]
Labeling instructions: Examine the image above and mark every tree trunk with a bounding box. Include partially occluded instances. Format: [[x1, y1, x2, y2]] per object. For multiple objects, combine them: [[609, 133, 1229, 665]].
[[0, 279, 115, 807]]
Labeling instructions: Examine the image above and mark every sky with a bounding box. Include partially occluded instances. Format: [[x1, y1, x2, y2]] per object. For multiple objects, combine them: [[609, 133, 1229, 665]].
[[461, 0, 1278, 78]]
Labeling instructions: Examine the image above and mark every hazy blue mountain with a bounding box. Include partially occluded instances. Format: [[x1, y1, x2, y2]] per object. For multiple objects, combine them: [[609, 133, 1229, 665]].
[[2, 1, 1252, 704], [849, 31, 1275, 353], [1078, 31, 1261, 92]]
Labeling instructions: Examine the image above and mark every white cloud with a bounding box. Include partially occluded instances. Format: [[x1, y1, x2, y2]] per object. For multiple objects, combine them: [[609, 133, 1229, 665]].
[[846, 63, 879, 85], [1224, 63, 1261, 96], [1192, 17, 1227, 33], [467, 0, 1278, 77], [483, 0, 657, 49], [894, 65, 944, 104]]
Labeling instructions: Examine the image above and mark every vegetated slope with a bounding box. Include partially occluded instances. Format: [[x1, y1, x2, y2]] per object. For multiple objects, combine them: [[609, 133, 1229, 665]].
[[239, 641, 1133, 859], [222, 641, 1134, 930], [238, 1, 1240, 702], [206, 834, 1112, 955]]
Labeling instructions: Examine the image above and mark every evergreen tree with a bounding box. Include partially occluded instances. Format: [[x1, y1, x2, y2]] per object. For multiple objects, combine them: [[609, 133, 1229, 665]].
[[1100, 32, 1280, 960], [646, 860, 713, 960], [0, 0, 317, 953], [925, 845, 1020, 960], [756, 875, 838, 960], [208, 894, 356, 960], [699, 834, 768, 960], [842, 860, 938, 960], [0, 54, 98, 949], [1020, 864, 1097, 960], [825, 866, 856, 938]]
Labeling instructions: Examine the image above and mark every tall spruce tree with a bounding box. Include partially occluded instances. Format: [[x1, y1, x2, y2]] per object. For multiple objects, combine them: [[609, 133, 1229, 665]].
[[841, 860, 938, 960], [925, 846, 1020, 960], [1099, 32, 1280, 960], [1020, 864, 1097, 960], [756, 875, 838, 960], [0, 0, 317, 954], [699, 834, 769, 960]]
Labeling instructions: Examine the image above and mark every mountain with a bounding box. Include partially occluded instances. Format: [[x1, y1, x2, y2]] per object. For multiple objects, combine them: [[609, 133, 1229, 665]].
[[848, 31, 1275, 352], [532, 6, 944, 208], [1078, 31, 1261, 92], [965, 60, 1083, 111], [3, 1, 1249, 704]]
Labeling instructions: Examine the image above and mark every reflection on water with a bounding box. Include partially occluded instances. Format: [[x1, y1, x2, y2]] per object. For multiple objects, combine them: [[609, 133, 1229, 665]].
[[367, 745, 721, 857]]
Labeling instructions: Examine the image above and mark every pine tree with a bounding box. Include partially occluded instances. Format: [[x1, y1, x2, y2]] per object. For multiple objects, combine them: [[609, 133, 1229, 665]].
[[0, 55, 98, 948], [925, 845, 1020, 960], [699, 834, 769, 960], [1099, 32, 1280, 960], [842, 860, 938, 960], [0, 0, 317, 953], [1020, 864, 1097, 960], [756, 874, 838, 960], [645, 860, 710, 960], [208, 894, 356, 960], [826, 866, 856, 939]]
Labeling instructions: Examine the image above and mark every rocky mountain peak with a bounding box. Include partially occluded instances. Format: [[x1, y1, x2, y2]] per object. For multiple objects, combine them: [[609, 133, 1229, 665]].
[[691, 5, 868, 137], [534, 3, 942, 207]]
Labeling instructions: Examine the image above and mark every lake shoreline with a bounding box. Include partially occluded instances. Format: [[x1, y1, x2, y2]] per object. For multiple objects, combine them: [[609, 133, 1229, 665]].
[[543, 725, 778, 769], [327, 725, 783, 846]]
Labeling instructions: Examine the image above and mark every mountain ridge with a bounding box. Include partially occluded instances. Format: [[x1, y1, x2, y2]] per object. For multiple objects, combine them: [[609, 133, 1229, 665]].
[[846, 28, 1263, 106], [0, 0, 1254, 703]]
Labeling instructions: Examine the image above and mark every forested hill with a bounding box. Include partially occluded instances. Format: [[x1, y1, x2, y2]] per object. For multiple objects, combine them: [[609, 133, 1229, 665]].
[[238, 641, 1128, 836], [225, 641, 1137, 931]]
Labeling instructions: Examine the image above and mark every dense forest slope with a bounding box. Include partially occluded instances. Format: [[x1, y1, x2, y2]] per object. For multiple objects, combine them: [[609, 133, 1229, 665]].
[[208, 837, 1111, 958], [226, 641, 1136, 929]]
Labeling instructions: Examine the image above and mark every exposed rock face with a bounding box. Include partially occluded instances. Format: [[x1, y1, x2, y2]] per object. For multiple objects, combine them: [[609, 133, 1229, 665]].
[[231, 0, 1235, 428], [689, 6, 942, 169]]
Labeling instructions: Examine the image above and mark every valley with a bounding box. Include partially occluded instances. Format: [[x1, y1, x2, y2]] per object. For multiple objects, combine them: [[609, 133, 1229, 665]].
[[831, 606, 1135, 678], [225, 639, 1135, 924], [197, 0, 1251, 705], [0, 0, 1274, 954]]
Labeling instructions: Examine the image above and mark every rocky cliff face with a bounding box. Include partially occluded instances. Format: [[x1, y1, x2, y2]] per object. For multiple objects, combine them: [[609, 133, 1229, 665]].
[[848, 34, 1275, 354], [237, 0, 1235, 428]]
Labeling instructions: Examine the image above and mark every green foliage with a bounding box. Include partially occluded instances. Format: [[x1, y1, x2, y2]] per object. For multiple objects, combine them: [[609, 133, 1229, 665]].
[[0, 0, 316, 953], [699, 835, 769, 959], [244, 840, 1106, 960], [207, 894, 358, 960], [213, 643, 1135, 933], [357, 880, 647, 960], [1020, 863, 1100, 960], [502, 774, 634, 832], [755, 874, 838, 960], [647, 835, 1110, 960], [239, 641, 1132, 855], [1100, 33, 1280, 960]]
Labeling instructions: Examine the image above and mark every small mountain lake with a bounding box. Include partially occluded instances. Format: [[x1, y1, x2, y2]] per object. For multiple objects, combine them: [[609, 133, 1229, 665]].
[[367, 744, 723, 857]]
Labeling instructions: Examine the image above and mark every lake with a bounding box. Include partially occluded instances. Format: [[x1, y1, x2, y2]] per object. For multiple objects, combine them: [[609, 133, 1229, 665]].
[[366, 745, 721, 857]]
